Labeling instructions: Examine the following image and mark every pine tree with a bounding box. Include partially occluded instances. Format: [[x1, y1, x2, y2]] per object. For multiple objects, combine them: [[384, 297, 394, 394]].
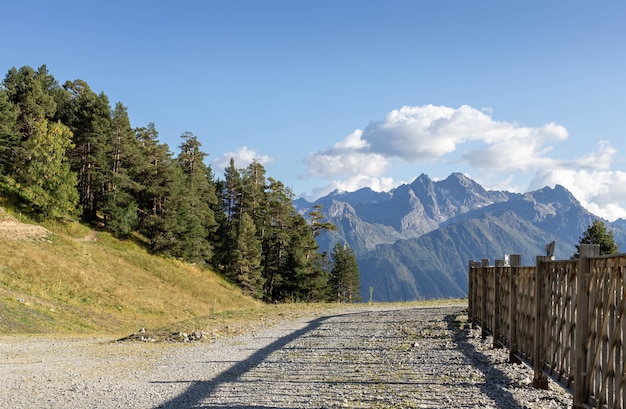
[[234, 212, 264, 298], [310, 251, 332, 302], [19, 120, 79, 219], [2, 65, 60, 202], [309, 203, 337, 238], [303, 204, 336, 301], [2, 65, 57, 141], [260, 178, 293, 302], [281, 213, 330, 301], [0, 89, 19, 177], [329, 242, 361, 303], [102, 102, 141, 237], [222, 158, 243, 224], [213, 158, 243, 280], [170, 132, 217, 264], [241, 160, 267, 231], [61, 80, 113, 222], [573, 220, 620, 258], [134, 123, 179, 252]]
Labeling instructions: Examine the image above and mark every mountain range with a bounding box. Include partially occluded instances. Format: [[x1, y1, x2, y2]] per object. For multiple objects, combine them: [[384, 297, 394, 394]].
[[294, 173, 626, 302]]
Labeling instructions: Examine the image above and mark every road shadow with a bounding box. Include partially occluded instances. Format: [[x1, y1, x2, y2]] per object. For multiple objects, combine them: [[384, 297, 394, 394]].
[[153, 315, 331, 409], [445, 314, 523, 409]]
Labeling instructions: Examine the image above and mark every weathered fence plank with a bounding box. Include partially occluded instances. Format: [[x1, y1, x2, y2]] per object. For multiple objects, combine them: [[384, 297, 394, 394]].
[[509, 254, 521, 364], [482, 258, 489, 339], [470, 244, 626, 409], [493, 259, 504, 349], [534, 255, 549, 389]]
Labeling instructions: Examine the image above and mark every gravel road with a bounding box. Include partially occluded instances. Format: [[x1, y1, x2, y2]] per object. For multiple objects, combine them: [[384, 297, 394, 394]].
[[0, 305, 572, 408]]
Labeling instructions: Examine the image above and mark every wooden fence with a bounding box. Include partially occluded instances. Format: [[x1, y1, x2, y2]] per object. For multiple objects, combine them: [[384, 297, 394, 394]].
[[468, 244, 626, 409]]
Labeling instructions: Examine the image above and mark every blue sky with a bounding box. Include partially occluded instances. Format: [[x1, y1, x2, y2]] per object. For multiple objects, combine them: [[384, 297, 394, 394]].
[[3, 1, 626, 220]]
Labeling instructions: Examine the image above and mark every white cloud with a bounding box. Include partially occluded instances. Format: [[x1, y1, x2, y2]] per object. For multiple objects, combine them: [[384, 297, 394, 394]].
[[360, 105, 568, 164], [567, 140, 616, 170], [306, 151, 389, 178], [212, 146, 273, 171], [305, 128, 389, 178], [306, 104, 570, 179], [362, 105, 463, 159], [303, 104, 626, 220], [529, 168, 626, 221], [334, 129, 369, 150]]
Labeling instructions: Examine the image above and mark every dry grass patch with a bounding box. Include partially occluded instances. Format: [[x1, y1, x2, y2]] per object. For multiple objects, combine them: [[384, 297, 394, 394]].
[[0, 206, 468, 339], [0, 217, 259, 336]]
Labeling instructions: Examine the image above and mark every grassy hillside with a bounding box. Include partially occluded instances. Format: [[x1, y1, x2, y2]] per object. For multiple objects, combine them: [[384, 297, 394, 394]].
[[0, 206, 468, 338], [0, 206, 267, 336]]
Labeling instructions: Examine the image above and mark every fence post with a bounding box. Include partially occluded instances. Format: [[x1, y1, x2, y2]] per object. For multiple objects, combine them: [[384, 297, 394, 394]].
[[468, 260, 475, 325], [509, 254, 521, 364], [572, 244, 599, 408], [481, 258, 489, 339], [471, 260, 480, 329], [493, 259, 504, 349], [533, 255, 549, 389]]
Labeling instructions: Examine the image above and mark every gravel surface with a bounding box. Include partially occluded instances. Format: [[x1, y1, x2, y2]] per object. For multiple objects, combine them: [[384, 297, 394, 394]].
[[0, 305, 572, 408]]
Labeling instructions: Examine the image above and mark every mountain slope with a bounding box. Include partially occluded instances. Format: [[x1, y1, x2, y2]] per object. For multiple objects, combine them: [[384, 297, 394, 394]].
[[300, 174, 623, 302], [360, 209, 563, 301], [297, 173, 513, 254]]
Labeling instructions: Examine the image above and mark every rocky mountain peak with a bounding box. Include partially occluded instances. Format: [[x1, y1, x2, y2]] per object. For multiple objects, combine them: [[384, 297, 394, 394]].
[[298, 173, 626, 302], [524, 184, 580, 206]]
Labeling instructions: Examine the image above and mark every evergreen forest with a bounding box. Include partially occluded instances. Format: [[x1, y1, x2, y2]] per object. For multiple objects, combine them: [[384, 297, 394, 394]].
[[0, 65, 360, 303]]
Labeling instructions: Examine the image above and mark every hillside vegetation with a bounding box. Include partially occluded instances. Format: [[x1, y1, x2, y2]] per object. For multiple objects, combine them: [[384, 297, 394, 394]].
[[0, 65, 359, 305], [0, 206, 467, 337], [0, 206, 272, 336]]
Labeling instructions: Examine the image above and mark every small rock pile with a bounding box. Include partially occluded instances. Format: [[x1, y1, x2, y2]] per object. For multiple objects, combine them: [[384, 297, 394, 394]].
[[166, 330, 206, 343], [117, 327, 210, 343]]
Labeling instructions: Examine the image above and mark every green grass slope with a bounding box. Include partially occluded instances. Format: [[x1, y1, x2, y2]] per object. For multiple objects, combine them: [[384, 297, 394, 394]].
[[0, 207, 262, 336], [0, 206, 468, 338]]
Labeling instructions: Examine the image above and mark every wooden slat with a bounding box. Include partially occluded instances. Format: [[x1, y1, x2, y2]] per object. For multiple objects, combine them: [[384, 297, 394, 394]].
[[467, 246, 626, 409]]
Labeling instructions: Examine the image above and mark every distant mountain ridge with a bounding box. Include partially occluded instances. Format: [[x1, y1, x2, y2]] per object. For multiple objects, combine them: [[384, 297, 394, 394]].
[[295, 173, 626, 302]]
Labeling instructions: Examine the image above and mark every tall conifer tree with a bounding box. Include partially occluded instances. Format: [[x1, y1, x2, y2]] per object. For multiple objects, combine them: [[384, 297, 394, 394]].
[[171, 132, 217, 264], [234, 212, 264, 298], [2, 65, 57, 141], [573, 220, 620, 258], [134, 123, 179, 252], [19, 120, 79, 218], [213, 159, 243, 280], [2, 65, 59, 199], [241, 160, 267, 230], [0, 89, 19, 176], [260, 178, 294, 301], [61, 80, 113, 222], [280, 213, 327, 301], [329, 242, 361, 303], [102, 102, 141, 236]]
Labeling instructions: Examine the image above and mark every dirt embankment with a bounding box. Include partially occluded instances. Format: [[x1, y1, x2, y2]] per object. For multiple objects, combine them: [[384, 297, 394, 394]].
[[0, 213, 51, 241]]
